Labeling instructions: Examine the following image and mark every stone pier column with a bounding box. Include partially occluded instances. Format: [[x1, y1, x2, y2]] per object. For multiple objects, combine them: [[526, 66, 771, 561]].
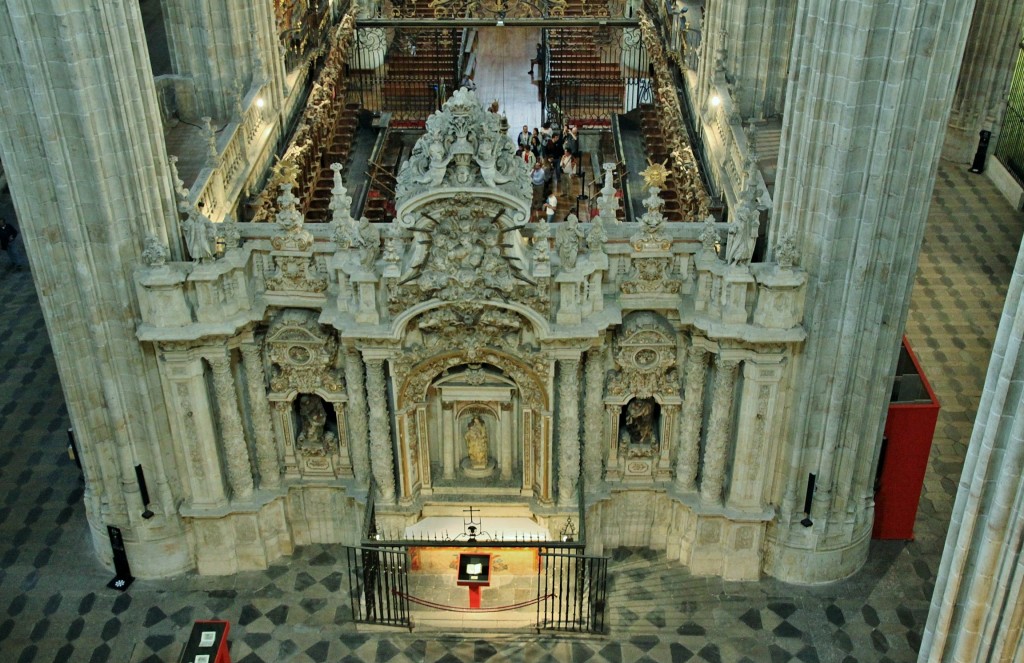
[[918, 242, 1024, 661], [675, 343, 710, 492], [714, 0, 797, 119], [583, 348, 605, 487], [766, 0, 976, 583], [207, 350, 255, 500], [364, 355, 397, 502], [557, 355, 582, 508], [240, 340, 280, 489], [943, 0, 1024, 164], [160, 0, 287, 119], [343, 350, 372, 486], [0, 0, 190, 576], [700, 355, 739, 504]]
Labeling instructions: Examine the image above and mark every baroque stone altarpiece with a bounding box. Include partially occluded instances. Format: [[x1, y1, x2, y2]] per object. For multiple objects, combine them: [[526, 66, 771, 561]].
[[134, 89, 808, 579]]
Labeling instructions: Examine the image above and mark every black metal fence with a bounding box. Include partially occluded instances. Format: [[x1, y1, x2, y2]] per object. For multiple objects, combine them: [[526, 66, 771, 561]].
[[345, 545, 411, 628], [996, 44, 1024, 183], [544, 26, 650, 125], [537, 550, 608, 633], [347, 28, 461, 121]]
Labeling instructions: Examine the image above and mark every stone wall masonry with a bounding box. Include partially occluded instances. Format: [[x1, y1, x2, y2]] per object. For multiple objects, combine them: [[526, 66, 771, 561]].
[[0, 0, 193, 577]]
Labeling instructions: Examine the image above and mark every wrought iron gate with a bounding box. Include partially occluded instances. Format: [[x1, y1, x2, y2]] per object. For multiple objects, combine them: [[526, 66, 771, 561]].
[[345, 545, 411, 628], [537, 550, 608, 633]]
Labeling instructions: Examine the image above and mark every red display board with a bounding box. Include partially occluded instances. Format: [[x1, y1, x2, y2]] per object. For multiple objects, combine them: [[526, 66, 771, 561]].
[[873, 337, 941, 540], [179, 620, 231, 663]]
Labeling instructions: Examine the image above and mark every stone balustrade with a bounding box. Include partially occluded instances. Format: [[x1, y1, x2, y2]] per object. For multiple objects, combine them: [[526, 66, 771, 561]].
[[135, 220, 806, 344]]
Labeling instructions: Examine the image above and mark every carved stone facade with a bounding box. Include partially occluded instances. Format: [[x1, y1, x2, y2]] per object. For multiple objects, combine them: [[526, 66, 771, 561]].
[[124, 89, 807, 579]]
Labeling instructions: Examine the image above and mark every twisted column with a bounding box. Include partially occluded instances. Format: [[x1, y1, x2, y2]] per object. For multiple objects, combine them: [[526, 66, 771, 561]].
[[240, 341, 279, 489], [557, 356, 582, 507], [700, 356, 739, 504], [364, 356, 396, 502], [675, 344, 710, 492], [344, 350, 372, 486], [583, 349, 605, 487], [208, 350, 254, 499]]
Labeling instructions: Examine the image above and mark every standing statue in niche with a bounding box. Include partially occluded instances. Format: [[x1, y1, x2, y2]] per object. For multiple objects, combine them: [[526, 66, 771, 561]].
[[296, 394, 336, 456], [625, 398, 657, 447], [555, 213, 585, 270], [464, 415, 489, 469]]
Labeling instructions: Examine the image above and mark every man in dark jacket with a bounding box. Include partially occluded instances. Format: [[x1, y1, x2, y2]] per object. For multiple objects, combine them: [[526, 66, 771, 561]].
[[544, 133, 565, 186]]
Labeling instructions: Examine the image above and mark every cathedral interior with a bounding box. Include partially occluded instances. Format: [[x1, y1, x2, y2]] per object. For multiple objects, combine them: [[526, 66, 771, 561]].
[[1, 0, 1024, 661]]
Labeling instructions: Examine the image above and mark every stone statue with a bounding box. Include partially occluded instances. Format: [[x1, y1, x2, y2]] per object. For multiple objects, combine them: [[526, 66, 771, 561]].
[[555, 213, 585, 270], [296, 394, 335, 456], [625, 398, 657, 446], [464, 415, 489, 468], [181, 202, 215, 262]]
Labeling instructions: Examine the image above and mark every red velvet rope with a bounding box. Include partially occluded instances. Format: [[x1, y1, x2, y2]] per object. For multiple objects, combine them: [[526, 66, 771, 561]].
[[391, 588, 554, 613]]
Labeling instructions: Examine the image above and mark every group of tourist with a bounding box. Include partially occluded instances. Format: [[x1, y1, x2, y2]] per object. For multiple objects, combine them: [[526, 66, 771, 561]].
[[514, 123, 581, 222]]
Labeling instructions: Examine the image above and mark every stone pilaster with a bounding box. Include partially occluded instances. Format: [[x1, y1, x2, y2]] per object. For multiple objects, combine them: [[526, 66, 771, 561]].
[[767, 0, 976, 583], [727, 358, 784, 511], [583, 348, 605, 487], [0, 0, 189, 577], [557, 356, 582, 507], [344, 350, 372, 487], [918, 244, 1024, 662], [943, 0, 1024, 164], [364, 356, 396, 502], [240, 341, 279, 489], [700, 356, 739, 504], [207, 350, 255, 500], [160, 0, 286, 119]]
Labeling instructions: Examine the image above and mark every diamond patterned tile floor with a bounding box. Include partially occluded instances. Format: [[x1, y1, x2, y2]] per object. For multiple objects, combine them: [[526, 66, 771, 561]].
[[0, 159, 1020, 662]]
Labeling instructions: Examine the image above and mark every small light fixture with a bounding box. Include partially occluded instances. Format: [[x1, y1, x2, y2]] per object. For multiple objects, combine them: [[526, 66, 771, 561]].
[[710, 94, 721, 107], [256, 97, 265, 108], [496, 18, 504, 26]]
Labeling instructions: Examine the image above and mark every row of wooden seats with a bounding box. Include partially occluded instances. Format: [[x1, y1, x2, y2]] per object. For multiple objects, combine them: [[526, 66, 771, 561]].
[[302, 103, 363, 222], [637, 103, 686, 222]]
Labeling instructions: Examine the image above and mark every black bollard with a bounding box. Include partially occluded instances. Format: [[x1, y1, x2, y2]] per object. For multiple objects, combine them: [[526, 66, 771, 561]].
[[969, 130, 992, 174], [106, 525, 135, 591]]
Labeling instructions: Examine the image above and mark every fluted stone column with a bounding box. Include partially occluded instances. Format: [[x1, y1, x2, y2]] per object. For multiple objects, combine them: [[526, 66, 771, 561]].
[[160, 0, 287, 119], [675, 344, 710, 492], [0, 0, 189, 577], [208, 350, 255, 500], [240, 341, 280, 489], [700, 356, 739, 504], [713, 0, 797, 119], [943, 0, 1024, 163], [767, 0, 976, 583], [344, 350, 372, 486], [919, 245, 1024, 662], [364, 356, 396, 502], [583, 348, 605, 487], [557, 356, 582, 508]]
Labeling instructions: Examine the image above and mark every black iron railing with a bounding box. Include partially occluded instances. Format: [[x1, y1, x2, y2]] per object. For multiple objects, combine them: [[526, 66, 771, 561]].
[[537, 550, 608, 633], [345, 545, 411, 628], [997, 47, 1024, 183]]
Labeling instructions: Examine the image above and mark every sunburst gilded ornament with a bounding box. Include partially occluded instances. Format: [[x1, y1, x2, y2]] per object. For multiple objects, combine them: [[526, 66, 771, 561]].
[[640, 160, 671, 190]]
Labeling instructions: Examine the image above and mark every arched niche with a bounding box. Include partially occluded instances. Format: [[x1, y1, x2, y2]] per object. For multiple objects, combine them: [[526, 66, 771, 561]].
[[393, 349, 553, 505], [605, 312, 682, 482]]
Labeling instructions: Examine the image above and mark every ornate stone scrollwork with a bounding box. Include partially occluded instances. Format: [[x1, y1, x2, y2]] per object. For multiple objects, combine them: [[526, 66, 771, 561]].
[[265, 310, 343, 395], [266, 183, 328, 293], [622, 188, 681, 295], [608, 313, 679, 399], [389, 194, 541, 311], [395, 88, 529, 202]]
